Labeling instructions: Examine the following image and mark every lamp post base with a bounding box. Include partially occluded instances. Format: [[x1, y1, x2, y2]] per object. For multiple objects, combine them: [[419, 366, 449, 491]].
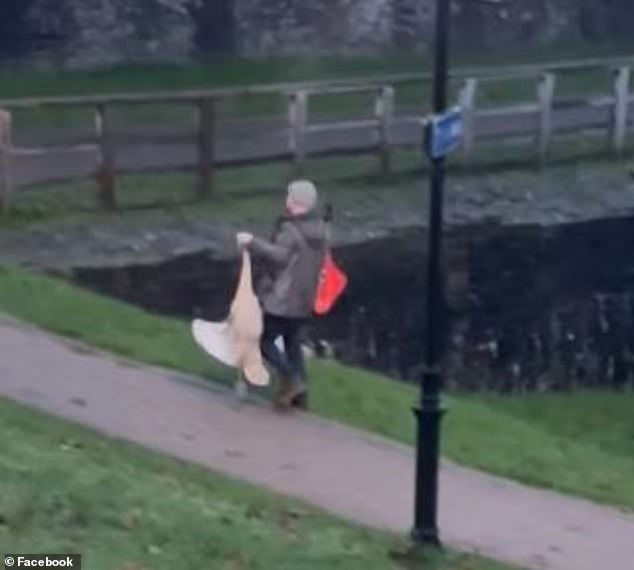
[[411, 525, 442, 547], [411, 391, 446, 547]]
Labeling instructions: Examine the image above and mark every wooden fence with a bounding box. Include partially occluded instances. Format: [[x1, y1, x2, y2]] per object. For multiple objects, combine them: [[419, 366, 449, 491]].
[[0, 56, 633, 217]]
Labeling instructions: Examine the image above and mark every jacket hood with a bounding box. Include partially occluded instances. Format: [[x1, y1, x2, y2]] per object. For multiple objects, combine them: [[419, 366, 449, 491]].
[[278, 213, 326, 249]]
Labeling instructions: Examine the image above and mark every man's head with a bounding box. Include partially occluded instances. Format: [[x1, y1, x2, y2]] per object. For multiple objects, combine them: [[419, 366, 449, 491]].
[[286, 179, 318, 215]]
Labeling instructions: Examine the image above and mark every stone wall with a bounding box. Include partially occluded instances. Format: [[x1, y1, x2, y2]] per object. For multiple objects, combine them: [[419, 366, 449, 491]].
[[22, 0, 196, 68], [1, 0, 632, 69], [233, 0, 395, 56]]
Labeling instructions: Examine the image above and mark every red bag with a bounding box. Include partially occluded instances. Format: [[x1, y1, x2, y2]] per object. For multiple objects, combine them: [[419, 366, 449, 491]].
[[314, 251, 347, 316]]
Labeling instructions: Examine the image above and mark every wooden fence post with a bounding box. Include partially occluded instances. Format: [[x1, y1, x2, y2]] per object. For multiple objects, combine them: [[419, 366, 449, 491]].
[[287, 90, 308, 176], [95, 103, 117, 210], [0, 109, 13, 219], [375, 86, 395, 175], [197, 97, 216, 199], [459, 78, 478, 161], [536, 73, 556, 162], [611, 67, 631, 156]]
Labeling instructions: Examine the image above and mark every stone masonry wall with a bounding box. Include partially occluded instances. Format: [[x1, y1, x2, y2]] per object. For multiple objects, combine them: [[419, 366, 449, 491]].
[[1, 0, 631, 69], [233, 0, 394, 56]]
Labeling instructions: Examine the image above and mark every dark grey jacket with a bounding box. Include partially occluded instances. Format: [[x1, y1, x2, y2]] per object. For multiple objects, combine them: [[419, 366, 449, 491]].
[[250, 213, 327, 319]]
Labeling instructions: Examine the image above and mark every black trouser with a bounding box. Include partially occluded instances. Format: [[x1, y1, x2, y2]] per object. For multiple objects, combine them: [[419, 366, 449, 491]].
[[260, 314, 308, 406]]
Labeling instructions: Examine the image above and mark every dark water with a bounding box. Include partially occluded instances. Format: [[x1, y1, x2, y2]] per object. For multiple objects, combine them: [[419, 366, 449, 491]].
[[72, 217, 634, 392]]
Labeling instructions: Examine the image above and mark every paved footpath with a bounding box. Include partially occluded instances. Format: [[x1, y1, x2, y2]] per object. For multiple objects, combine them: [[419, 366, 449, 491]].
[[1, 315, 633, 570]]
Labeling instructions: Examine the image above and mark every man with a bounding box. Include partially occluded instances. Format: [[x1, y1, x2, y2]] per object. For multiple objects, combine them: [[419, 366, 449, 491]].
[[237, 180, 327, 409]]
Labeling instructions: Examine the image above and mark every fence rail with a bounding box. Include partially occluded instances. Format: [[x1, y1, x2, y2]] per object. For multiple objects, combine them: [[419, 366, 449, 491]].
[[0, 56, 633, 217]]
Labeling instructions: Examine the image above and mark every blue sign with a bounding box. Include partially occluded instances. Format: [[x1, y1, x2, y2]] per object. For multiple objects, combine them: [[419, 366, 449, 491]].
[[425, 106, 463, 159]]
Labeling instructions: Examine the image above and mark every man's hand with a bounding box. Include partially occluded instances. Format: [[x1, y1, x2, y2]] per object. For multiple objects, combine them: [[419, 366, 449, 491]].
[[236, 232, 254, 249]]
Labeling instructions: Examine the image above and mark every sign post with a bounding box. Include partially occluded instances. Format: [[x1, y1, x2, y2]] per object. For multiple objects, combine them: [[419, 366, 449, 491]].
[[412, 0, 454, 548]]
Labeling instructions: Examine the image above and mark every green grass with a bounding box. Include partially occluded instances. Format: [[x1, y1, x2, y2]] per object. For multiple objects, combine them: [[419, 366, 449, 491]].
[[312, 367, 634, 514], [0, 398, 517, 570], [3, 55, 429, 130], [1, 267, 633, 513], [6, 134, 633, 232], [3, 44, 634, 129], [4, 43, 633, 100], [4, 151, 425, 229], [474, 392, 634, 461], [0, 55, 423, 100]]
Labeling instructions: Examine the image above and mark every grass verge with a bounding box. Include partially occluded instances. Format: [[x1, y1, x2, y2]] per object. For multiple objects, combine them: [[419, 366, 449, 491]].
[[0, 397, 516, 569], [6, 137, 634, 232], [3, 45, 634, 128], [0, 266, 633, 513]]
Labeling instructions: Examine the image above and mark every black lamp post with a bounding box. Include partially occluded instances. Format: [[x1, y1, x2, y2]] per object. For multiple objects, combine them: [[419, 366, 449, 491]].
[[412, 0, 451, 546]]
